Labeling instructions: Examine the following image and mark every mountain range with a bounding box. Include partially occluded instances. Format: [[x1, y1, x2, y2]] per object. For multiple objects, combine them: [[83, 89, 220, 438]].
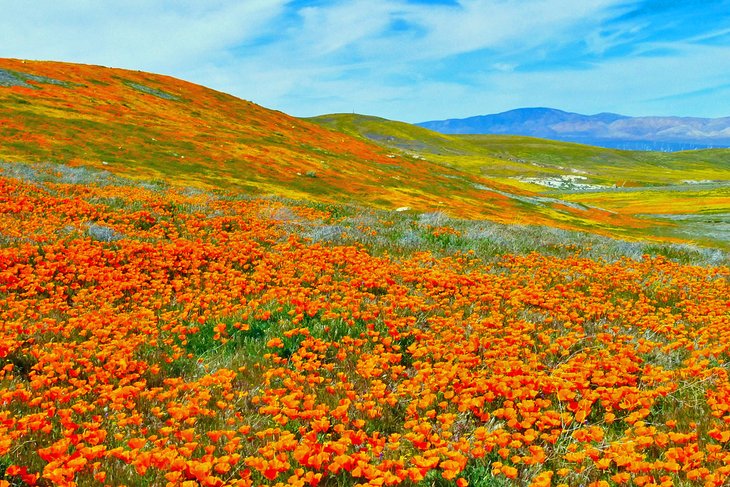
[[418, 108, 730, 151]]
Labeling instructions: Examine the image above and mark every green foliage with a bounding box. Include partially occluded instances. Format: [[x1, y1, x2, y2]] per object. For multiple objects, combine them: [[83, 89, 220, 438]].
[[184, 315, 270, 358], [459, 462, 512, 487], [0, 456, 9, 479]]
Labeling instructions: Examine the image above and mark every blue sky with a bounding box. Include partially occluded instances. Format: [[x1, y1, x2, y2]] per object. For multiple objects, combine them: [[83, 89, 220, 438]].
[[2, 0, 730, 122]]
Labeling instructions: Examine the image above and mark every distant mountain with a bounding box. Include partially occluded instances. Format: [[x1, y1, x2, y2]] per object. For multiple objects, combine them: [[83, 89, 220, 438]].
[[418, 108, 730, 151]]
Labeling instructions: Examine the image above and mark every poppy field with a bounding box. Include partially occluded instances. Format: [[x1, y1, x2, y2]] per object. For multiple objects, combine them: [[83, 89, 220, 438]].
[[1, 164, 729, 487]]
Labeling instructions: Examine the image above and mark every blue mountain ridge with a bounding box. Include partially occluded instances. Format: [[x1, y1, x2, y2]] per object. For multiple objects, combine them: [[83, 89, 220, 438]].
[[418, 108, 730, 151]]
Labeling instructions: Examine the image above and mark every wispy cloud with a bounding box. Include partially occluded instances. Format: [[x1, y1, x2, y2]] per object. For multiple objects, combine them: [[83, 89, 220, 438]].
[[1, 1, 287, 71], [2, 1, 730, 121], [648, 81, 730, 105]]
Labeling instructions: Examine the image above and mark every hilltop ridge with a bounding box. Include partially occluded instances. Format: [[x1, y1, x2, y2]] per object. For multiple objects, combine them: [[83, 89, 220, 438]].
[[0, 59, 539, 220]]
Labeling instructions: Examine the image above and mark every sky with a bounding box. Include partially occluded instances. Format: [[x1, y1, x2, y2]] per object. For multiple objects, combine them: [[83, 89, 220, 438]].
[[3, 0, 730, 122]]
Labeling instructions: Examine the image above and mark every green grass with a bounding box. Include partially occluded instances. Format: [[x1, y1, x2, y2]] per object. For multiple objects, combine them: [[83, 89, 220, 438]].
[[308, 113, 730, 187], [308, 113, 730, 251]]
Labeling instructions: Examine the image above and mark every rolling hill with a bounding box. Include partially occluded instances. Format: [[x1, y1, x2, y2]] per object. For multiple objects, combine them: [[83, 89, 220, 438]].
[[311, 113, 730, 185], [418, 107, 730, 150], [1, 59, 729, 248], [0, 59, 410, 203], [310, 113, 730, 249], [0, 58, 586, 226]]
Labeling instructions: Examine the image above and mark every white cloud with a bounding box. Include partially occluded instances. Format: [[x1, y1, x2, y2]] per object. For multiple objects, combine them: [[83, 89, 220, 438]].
[[403, 0, 631, 58], [472, 42, 730, 118], [295, 0, 395, 57], [0, 1, 286, 72]]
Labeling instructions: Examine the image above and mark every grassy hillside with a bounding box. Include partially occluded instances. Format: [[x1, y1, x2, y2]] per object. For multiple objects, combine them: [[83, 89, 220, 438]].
[[0, 59, 509, 219], [0, 59, 404, 199], [310, 114, 730, 186], [2, 59, 728, 248], [309, 114, 730, 249], [0, 58, 693, 248], [0, 59, 634, 234]]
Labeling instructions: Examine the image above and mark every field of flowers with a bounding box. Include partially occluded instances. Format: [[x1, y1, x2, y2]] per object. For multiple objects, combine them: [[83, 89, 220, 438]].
[[1, 164, 729, 487], [6, 57, 722, 250]]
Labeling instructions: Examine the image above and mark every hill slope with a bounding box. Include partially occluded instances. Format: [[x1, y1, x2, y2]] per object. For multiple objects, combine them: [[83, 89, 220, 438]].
[[1, 59, 728, 248], [418, 107, 730, 150], [0, 59, 407, 202], [311, 113, 730, 185], [310, 114, 730, 249], [0, 59, 667, 240], [1, 58, 523, 218]]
